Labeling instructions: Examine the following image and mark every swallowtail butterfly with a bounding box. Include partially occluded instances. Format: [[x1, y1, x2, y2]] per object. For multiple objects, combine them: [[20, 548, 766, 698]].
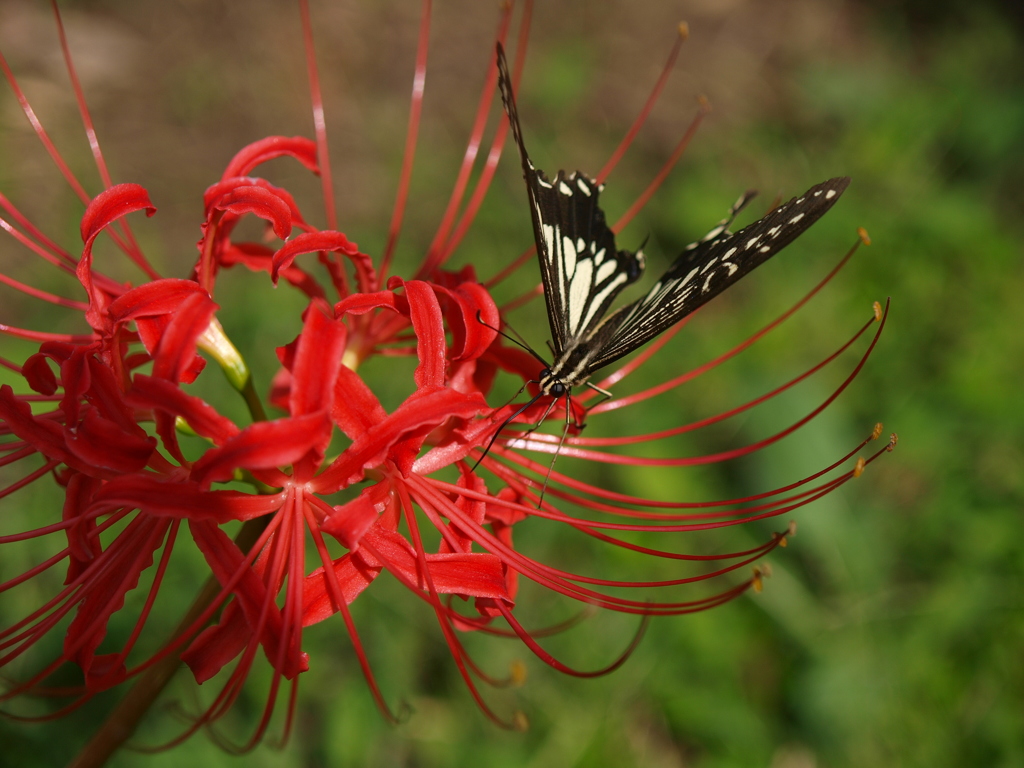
[[493, 42, 849, 433]]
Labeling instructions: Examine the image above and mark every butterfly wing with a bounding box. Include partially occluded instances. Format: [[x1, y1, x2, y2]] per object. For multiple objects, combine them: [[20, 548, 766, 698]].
[[586, 176, 851, 370], [496, 44, 645, 358]]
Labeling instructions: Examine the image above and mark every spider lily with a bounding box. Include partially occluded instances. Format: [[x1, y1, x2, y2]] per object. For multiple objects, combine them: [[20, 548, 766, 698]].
[[0, 0, 892, 760]]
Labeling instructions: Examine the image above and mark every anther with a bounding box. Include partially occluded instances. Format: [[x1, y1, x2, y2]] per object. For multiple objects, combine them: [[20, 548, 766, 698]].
[[873, 301, 883, 321], [853, 457, 866, 477], [858, 226, 871, 246], [513, 711, 529, 732], [510, 659, 527, 686]]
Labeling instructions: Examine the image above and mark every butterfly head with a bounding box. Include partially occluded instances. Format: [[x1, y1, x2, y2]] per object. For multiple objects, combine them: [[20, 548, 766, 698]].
[[538, 368, 568, 399]]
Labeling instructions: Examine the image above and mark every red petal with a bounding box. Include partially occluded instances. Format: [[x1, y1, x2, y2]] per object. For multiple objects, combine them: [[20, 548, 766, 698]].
[[206, 184, 292, 241], [203, 177, 308, 229], [333, 289, 400, 317], [403, 280, 446, 389], [220, 242, 326, 300], [368, 527, 510, 601], [0, 384, 85, 473], [78, 184, 157, 332], [190, 411, 332, 487], [64, 516, 168, 690], [320, 486, 383, 549], [22, 352, 58, 395], [62, 472, 102, 583], [79, 183, 157, 245], [331, 364, 387, 440], [301, 549, 382, 626], [147, 290, 217, 383], [127, 375, 239, 445], [64, 406, 156, 472], [185, 520, 307, 681], [434, 281, 500, 362], [316, 388, 487, 491], [220, 136, 320, 179], [289, 303, 347, 417], [107, 279, 209, 325], [270, 231, 363, 285], [90, 475, 284, 522]]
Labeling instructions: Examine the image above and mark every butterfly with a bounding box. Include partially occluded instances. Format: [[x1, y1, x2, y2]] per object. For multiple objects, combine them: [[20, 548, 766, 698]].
[[489, 43, 849, 448]]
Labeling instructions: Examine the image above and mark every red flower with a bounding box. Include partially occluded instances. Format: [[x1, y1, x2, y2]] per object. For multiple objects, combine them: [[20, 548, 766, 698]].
[[0, 0, 894, 758]]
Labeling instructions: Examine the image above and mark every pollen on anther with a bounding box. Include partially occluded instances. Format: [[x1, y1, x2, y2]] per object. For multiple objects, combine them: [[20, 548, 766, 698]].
[[872, 422, 884, 440], [678, 21, 690, 40], [853, 457, 867, 477], [873, 301, 883, 321], [858, 226, 872, 245], [887, 433, 899, 452], [787, 520, 797, 538], [510, 659, 527, 686]]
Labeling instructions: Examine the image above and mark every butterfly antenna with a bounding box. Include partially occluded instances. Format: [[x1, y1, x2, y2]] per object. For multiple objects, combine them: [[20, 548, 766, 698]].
[[471, 390, 545, 472], [536, 392, 574, 508], [475, 310, 550, 367]]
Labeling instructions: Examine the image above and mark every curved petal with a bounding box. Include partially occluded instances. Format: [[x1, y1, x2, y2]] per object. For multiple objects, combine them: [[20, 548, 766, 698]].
[[190, 411, 333, 487], [206, 184, 292, 241], [89, 475, 285, 522], [78, 184, 157, 333], [220, 136, 320, 179]]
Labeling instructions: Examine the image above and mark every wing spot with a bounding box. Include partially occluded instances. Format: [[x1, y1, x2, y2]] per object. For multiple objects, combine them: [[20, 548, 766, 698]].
[[789, 213, 805, 224], [746, 238, 759, 249], [758, 245, 771, 253], [577, 178, 592, 196], [562, 236, 578, 278], [724, 247, 737, 258], [558, 181, 573, 195], [700, 256, 720, 274], [767, 226, 781, 237], [825, 189, 836, 199], [577, 237, 586, 254]]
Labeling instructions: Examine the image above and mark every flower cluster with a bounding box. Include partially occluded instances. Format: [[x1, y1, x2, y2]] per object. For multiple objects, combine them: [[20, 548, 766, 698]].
[[0, 0, 892, 757]]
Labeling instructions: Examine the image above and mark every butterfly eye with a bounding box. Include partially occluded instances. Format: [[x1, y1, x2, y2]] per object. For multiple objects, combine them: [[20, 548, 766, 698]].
[[549, 381, 566, 398]]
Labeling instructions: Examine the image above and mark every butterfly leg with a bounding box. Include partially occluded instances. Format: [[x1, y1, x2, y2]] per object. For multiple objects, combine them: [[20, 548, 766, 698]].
[[537, 391, 575, 508], [470, 390, 543, 472]]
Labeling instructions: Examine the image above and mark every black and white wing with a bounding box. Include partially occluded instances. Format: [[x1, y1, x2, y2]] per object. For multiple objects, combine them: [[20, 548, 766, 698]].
[[496, 44, 645, 358], [586, 176, 851, 370]]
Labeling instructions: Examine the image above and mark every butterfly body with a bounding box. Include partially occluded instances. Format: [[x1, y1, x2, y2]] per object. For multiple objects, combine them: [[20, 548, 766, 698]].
[[494, 42, 849, 421]]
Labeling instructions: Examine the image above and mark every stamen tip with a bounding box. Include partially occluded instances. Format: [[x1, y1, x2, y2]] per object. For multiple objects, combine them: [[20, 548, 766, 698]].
[[510, 659, 527, 686], [697, 94, 712, 113], [887, 433, 899, 452], [853, 456, 866, 477], [513, 710, 530, 731], [872, 300, 883, 321], [872, 422, 884, 440], [678, 21, 690, 41], [857, 226, 871, 245], [752, 564, 771, 592], [788, 520, 797, 537]]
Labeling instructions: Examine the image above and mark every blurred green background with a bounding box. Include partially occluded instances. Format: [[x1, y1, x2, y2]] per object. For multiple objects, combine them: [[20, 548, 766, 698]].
[[1, 1, 1023, 766]]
